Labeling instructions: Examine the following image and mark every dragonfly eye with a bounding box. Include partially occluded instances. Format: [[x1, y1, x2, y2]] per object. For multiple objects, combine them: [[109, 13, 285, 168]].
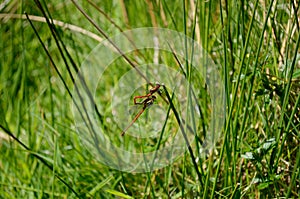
[[149, 83, 160, 93]]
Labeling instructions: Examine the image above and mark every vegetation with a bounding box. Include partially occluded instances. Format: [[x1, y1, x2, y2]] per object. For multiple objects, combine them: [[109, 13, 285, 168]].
[[0, 0, 299, 198]]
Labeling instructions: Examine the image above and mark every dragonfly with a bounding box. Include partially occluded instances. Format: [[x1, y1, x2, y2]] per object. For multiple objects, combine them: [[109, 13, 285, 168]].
[[121, 83, 161, 136]]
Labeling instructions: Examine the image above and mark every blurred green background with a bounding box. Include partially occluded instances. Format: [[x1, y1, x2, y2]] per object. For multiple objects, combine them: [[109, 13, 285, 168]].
[[0, 0, 299, 198]]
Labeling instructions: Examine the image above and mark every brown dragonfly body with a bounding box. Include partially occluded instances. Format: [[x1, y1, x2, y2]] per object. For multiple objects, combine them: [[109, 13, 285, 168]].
[[121, 83, 161, 136]]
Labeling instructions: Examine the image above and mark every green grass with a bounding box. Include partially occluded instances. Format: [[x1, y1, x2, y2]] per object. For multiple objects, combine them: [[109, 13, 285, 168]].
[[1, 0, 300, 198]]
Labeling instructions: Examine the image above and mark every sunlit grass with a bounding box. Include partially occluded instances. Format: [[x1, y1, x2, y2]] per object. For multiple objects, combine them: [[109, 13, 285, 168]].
[[0, 0, 299, 198]]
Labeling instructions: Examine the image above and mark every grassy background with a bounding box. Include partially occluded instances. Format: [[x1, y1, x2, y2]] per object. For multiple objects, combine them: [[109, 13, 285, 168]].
[[0, 0, 299, 198]]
